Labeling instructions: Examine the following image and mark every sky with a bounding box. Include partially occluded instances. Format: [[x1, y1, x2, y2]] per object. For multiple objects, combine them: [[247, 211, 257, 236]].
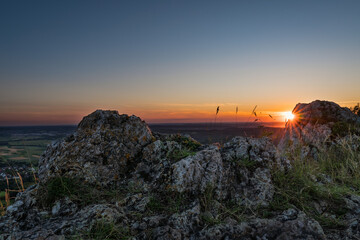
[[1, 0, 359, 125]]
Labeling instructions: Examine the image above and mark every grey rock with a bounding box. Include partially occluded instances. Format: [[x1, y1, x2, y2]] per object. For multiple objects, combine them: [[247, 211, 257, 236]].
[[170, 146, 223, 194], [38, 110, 154, 186], [220, 137, 278, 206], [5, 109, 359, 239], [279, 100, 360, 154]]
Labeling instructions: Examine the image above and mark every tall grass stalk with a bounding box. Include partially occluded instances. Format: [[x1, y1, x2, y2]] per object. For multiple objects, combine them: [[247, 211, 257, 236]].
[[0, 171, 27, 216]]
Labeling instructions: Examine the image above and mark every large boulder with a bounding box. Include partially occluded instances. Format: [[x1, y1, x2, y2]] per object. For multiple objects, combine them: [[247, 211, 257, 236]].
[[38, 110, 154, 186], [279, 100, 360, 151]]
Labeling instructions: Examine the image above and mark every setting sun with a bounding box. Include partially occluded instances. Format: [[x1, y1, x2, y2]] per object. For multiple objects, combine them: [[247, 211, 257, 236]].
[[284, 111, 295, 121]]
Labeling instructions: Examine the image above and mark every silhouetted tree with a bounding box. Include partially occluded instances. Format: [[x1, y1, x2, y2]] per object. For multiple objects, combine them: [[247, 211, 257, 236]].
[[350, 103, 360, 116]]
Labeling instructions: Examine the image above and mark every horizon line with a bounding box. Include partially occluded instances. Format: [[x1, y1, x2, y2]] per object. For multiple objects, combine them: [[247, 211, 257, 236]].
[[0, 121, 286, 128]]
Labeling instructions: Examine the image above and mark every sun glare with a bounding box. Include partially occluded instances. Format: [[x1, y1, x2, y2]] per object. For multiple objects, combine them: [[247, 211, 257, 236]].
[[284, 111, 295, 121]]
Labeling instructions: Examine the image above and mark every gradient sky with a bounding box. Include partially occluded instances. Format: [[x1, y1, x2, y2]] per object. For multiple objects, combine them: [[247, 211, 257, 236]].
[[1, 0, 359, 125]]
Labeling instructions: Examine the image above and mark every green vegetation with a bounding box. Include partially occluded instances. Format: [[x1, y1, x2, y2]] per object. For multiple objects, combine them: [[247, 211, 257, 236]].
[[165, 134, 201, 161], [235, 156, 258, 170], [79, 220, 131, 240], [199, 185, 247, 225], [45, 177, 77, 205], [147, 190, 187, 214], [167, 148, 197, 161], [39, 177, 124, 208], [331, 121, 360, 138], [270, 135, 360, 229], [170, 134, 201, 151]]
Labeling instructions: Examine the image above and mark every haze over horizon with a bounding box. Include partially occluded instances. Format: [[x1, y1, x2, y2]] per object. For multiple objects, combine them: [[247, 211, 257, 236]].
[[1, 1, 359, 126]]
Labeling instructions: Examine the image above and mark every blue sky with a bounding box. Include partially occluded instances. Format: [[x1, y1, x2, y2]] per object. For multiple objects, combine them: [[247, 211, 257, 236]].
[[1, 0, 359, 125]]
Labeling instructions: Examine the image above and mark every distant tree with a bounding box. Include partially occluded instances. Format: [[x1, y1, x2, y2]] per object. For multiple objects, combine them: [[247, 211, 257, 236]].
[[350, 103, 360, 116]]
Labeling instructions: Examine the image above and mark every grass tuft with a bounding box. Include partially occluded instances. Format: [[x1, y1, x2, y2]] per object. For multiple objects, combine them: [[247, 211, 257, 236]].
[[272, 134, 360, 229], [38, 177, 124, 208], [80, 220, 131, 240]]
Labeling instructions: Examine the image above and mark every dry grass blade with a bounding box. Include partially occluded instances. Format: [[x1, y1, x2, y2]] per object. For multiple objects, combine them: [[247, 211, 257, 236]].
[[252, 105, 257, 114], [17, 172, 25, 191], [5, 176, 9, 188], [0, 200, 5, 216], [5, 189, 10, 207], [33, 171, 39, 184]]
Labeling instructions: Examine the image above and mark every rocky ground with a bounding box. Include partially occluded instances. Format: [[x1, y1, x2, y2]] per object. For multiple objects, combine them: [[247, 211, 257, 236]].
[[1, 100, 360, 239]]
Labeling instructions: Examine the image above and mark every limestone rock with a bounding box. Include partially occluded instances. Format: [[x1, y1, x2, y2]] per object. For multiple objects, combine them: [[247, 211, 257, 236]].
[[4, 109, 356, 239], [279, 100, 360, 154], [38, 110, 154, 186], [220, 137, 278, 206], [198, 209, 325, 240], [170, 145, 223, 194]]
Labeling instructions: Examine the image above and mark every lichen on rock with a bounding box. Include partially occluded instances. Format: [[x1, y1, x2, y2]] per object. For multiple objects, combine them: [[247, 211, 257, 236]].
[[38, 110, 154, 186]]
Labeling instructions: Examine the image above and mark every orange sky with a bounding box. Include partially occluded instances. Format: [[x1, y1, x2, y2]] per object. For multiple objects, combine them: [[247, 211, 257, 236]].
[[1, 100, 359, 126]]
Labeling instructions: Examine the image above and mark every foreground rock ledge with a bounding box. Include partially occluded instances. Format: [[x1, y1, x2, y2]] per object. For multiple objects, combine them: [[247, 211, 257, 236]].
[[1, 105, 358, 239]]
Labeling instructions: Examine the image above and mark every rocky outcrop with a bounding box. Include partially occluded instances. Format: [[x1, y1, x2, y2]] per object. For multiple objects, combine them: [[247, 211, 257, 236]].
[[38, 110, 154, 186], [1, 107, 359, 239], [279, 100, 360, 155]]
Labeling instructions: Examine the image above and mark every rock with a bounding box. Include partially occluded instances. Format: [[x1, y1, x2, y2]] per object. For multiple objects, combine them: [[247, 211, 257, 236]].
[[5, 109, 358, 239], [293, 100, 360, 126], [279, 100, 360, 156], [51, 197, 77, 217], [278, 100, 360, 159], [198, 210, 325, 240], [220, 137, 278, 206], [168, 201, 201, 236], [170, 145, 223, 194], [38, 110, 154, 186]]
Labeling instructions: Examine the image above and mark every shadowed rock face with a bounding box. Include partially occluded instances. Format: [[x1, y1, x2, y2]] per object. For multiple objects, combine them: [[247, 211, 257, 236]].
[[0, 109, 341, 240], [293, 100, 360, 126]]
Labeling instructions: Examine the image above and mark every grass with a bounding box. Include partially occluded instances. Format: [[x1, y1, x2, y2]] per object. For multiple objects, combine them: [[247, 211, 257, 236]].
[[147, 190, 187, 214], [167, 147, 197, 161], [77, 219, 131, 240], [270, 134, 360, 229], [166, 134, 201, 161], [162, 134, 201, 162], [233, 156, 258, 170], [38, 176, 124, 208], [198, 185, 248, 225], [331, 122, 360, 138], [170, 134, 201, 151], [0, 171, 27, 216]]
